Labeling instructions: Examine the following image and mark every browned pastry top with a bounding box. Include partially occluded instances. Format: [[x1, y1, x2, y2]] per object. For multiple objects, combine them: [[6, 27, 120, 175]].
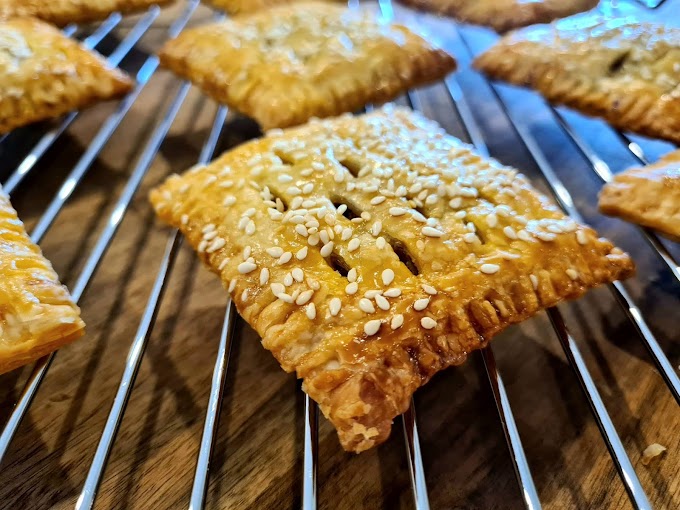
[[0, 187, 85, 375], [0, 17, 133, 134], [400, 0, 598, 33], [0, 0, 175, 26], [158, 2, 456, 129], [203, 0, 340, 16], [150, 107, 633, 452], [474, 16, 680, 144], [600, 150, 680, 240]]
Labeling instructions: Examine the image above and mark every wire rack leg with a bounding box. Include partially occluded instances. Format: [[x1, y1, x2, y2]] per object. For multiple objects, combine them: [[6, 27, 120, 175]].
[[402, 400, 431, 510], [302, 395, 319, 510]]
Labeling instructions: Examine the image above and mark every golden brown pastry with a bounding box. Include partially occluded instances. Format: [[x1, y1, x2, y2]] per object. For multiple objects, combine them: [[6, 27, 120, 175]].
[[0, 0, 175, 26], [150, 107, 634, 452], [474, 16, 680, 144], [400, 0, 598, 33], [0, 187, 85, 375], [0, 17, 133, 134], [203, 0, 339, 16], [599, 150, 680, 241], [158, 2, 456, 130]]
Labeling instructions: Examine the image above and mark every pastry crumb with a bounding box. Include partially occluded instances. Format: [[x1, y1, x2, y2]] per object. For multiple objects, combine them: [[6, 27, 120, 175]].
[[641, 443, 667, 466]]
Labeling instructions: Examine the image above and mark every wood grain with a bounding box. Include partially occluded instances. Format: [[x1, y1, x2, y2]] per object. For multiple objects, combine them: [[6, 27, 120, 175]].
[[0, 2, 678, 509]]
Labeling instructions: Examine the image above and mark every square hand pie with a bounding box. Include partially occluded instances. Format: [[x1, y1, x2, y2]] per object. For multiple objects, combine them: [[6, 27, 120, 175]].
[[203, 0, 338, 16], [599, 150, 680, 241], [0, 187, 85, 375], [158, 2, 456, 130], [0, 0, 175, 27], [0, 17, 133, 134], [474, 16, 680, 144], [150, 107, 634, 452], [400, 0, 598, 33]]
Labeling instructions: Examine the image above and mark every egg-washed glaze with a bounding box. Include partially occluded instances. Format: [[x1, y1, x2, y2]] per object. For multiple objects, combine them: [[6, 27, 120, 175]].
[[158, 1, 456, 130], [0, 0, 175, 27], [0, 17, 133, 134], [600, 150, 680, 241], [400, 0, 598, 33], [203, 0, 341, 16], [475, 16, 680, 144], [150, 107, 634, 452], [0, 186, 85, 375]]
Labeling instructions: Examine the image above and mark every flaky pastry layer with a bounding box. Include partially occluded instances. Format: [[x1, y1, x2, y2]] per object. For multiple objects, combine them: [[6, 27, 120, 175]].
[[159, 2, 456, 130], [599, 150, 680, 241], [474, 16, 680, 144], [0, 187, 85, 375], [0, 17, 133, 134], [150, 107, 633, 452], [0, 0, 175, 26], [400, 0, 598, 33]]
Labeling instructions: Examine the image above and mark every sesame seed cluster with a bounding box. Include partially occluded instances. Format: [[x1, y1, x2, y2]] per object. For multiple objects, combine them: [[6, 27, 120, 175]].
[[150, 106, 633, 451]]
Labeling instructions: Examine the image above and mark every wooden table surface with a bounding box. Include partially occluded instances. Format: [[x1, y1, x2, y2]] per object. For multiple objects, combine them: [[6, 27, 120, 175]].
[[1, 1, 679, 509]]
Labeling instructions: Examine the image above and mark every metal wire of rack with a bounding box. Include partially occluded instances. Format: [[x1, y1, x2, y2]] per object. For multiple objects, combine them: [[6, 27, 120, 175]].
[[0, 1, 677, 509]]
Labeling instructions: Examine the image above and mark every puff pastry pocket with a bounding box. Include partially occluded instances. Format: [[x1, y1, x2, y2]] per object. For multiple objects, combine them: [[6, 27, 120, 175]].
[[474, 16, 680, 144], [0, 17, 133, 134], [400, 0, 598, 33], [0, 0, 175, 26], [599, 150, 680, 241], [158, 2, 456, 130], [0, 187, 85, 375], [203, 0, 339, 16], [150, 107, 634, 452]]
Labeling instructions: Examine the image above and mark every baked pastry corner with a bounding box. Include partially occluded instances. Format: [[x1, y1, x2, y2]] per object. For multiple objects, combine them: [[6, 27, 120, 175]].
[[150, 107, 633, 452], [400, 0, 598, 33], [0, 17, 133, 134], [599, 150, 680, 241], [474, 16, 680, 144], [0, 187, 85, 375], [158, 2, 456, 130]]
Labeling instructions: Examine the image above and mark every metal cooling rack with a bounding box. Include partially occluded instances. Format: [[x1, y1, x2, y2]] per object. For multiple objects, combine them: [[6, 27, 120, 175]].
[[0, 1, 677, 509]]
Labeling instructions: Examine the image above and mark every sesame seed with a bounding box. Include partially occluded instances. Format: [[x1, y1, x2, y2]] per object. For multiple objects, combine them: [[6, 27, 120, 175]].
[[295, 224, 308, 237], [576, 230, 588, 245], [302, 183, 314, 194], [529, 274, 538, 290], [480, 263, 500, 275], [382, 269, 395, 286], [296, 247, 308, 260], [486, 213, 498, 228], [348, 238, 361, 252], [361, 211, 372, 221], [312, 161, 324, 171], [347, 268, 357, 282], [375, 294, 390, 311], [503, 226, 517, 240], [278, 174, 293, 183], [566, 268, 579, 280], [341, 227, 352, 241], [337, 204, 348, 215], [371, 221, 382, 237], [319, 230, 330, 244], [278, 252, 292, 264], [228, 279, 237, 292], [292, 268, 304, 282], [289, 215, 305, 224], [278, 292, 294, 304], [218, 258, 229, 271], [414, 298, 430, 311], [243, 246, 252, 260], [421, 284, 437, 295], [389, 207, 407, 216], [306, 303, 316, 320], [422, 226, 444, 238], [376, 237, 386, 249], [296, 289, 314, 305], [203, 230, 218, 241], [364, 320, 381, 336], [238, 217, 249, 230], [383, 288, 401, 298], [245, 220, 256, 235], [370, 196, 386, 205], [287, 186, 302, 195], [207, 238, 226, 253], [202, 224, 216, 234], [420, 317, 437, 330], [241, 288, 249, 301], [517, 230, 532, 242], [268, 209, 283, 220], [259, 268, 269, 285], [391, 314, 404, 330], [425, 194, 438, 205], [364, 290, 381, 298], [359, 298, 375, 313], [330, 297, 342, 316], [267, 247, 284, 258], [463, 233, 478, 244], [307, 234, 320, 246], [449, 198, 462, 209], [238, 261, 257, 274], [271, 283, 285, 295], [320, 242, 334, 257], [284, 273, 293, 286], [244, 208, 256, 217], [535, 232, 556, 242], [411, 210, 427, 223], [345, 282, 358, 295], [454, 211, 467, 220]]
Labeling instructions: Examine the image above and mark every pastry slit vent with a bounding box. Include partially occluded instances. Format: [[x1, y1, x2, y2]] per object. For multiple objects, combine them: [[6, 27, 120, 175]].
[[332, 199, 360, 221], [337, 157, 362, 178], [273, 149, 297, 166], [266, 190, 288, 212], [385, 235, 419, 276], [607, 51, 630, 76], [328, 251, 350, 278], [469, 221, 486, 244]]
